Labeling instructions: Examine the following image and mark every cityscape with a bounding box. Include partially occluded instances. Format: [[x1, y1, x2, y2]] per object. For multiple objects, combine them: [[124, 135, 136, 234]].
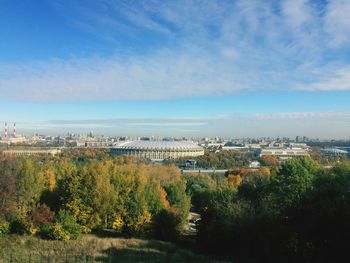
[[1, 121, 349, 163], [1, 0, 350, 262]]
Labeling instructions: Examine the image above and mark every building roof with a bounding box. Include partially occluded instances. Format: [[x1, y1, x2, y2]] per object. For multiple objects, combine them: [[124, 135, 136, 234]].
[[114, 140, 203, 150], [322, 148, 348, 154]]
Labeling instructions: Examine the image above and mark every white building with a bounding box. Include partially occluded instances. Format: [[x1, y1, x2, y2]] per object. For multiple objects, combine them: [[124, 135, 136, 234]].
[[0, 136, 27, 145], [249, 161, 261, 168], [111, 140, 204, 161], [3, 148, 62, 157], [321, 148, 348, 157], [260, 148, 309, 160]]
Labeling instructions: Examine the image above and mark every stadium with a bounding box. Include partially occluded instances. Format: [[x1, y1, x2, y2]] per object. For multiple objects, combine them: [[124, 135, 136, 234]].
[[111, 140, 204, 160]]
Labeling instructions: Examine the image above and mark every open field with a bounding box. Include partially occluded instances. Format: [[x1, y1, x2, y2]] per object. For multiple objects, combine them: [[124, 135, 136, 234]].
[[0, 235, 228, 263]]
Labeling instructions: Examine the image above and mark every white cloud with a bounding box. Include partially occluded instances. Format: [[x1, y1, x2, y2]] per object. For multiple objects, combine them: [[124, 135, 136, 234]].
[[0, 51, 249, 102], [1, 0, 350, 102], [325, 0, 350, 48], [126, 122, 207, 127], [299, 67, 350, 91], [254, 111, 350, 120], [282, 0, 314, 30]]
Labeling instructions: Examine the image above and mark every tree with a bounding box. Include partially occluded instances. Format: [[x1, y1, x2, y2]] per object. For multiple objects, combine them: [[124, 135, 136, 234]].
[[0, 159, 17, 221], [15, 158, 45, 218], [185, 174, 216, 208], [269, 158, 318, 210], [164, 180, 191, 224], [238, 175, 270, 212], [79, 160, 116, 229], [152, 208, 183, 241], [260, 155, 279, 171], [280, 162, 350, 260], [46, 209, 81, 240]]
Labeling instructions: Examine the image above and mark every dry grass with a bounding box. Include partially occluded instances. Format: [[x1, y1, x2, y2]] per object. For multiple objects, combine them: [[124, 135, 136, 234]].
[[0, 234, 229, 263]]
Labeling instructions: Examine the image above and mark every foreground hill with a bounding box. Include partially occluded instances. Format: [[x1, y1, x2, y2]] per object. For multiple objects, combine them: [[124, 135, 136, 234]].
[[0, 235, 227, 263]]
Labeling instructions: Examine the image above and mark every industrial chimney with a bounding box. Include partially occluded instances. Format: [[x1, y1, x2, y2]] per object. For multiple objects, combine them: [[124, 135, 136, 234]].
[[13, 122, 16, 138], [4, 122, 8, 138]]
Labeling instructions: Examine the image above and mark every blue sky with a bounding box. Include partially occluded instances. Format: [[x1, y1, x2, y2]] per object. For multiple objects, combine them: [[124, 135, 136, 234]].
[[1, 0, 350, 138]]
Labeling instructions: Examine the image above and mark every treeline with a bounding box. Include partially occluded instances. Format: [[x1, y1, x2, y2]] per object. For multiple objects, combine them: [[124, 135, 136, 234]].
[[173, 149, 255, 169], [187, 158, 350, 262], [0, 155, 189, 241], [1, 152, 350, 262]]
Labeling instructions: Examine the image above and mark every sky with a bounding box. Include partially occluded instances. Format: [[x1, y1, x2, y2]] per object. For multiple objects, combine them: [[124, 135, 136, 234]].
[[0, 0, 350, 138]]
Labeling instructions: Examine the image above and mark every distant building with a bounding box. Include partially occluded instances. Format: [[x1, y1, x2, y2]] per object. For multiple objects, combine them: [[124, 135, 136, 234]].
[[288, 143, 308, 149], [3, 148, 61, 157], [76, 140, 109, 148], [222, 145, 248, 150], [111, 140, 204, 161], [260, 148, 309, 160], [0, 122, 27, 145], [321, 148, 348, 157], [183, 159, 197, 169], [249, 161, 261, 168], [0, 136, 27, 145]]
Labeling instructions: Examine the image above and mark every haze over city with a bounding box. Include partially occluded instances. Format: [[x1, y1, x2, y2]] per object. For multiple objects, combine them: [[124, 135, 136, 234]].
[[1, 0, 350, 138]]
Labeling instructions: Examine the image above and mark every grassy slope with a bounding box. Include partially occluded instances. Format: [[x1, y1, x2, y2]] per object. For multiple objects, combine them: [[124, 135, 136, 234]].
[[0, 235, 229, 263]]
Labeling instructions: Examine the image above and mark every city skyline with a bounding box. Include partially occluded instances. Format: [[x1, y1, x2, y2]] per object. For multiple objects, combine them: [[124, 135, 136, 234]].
[[1, 0, 350, 138]]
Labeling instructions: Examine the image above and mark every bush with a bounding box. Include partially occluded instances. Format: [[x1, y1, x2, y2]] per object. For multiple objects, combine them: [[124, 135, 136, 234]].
[[31, 204, 55, 228], [9, 218, 37, 235], [47, 223, 70, 241], [0, 221, 10, 236], [152, 208, 183, 241], [46, 210, 81, 240]]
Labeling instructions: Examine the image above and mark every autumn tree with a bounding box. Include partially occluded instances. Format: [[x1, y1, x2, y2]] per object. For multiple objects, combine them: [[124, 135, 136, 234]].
[[260, 155, 279, 171], [14, 158, 45, 219]]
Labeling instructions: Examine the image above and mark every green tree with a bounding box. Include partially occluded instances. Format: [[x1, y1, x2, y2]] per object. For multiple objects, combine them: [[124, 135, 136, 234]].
[[270, 158, 318, 210], [0, 159, 17, 221], [165, 180, 190, 223], [185, 174, 216, 209], [15, 158, 45, 218], [46, 209, 81, 240]]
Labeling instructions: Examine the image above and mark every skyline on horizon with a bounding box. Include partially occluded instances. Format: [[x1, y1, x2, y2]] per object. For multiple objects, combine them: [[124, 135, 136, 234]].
[[1, 0, 350, 138]]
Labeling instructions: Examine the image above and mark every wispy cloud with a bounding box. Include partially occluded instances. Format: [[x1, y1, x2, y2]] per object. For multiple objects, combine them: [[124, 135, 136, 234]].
[[126, 122, 207, 127], [254, 111, 350, 120], [299, 67, 350, 91], [1, 0, 350, 102], [324, 0, 350, 48]]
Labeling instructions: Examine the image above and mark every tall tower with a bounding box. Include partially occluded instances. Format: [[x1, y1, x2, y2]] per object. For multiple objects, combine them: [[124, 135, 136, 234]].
[[4, 122, 8, 138], [13, 122, 16, 138]]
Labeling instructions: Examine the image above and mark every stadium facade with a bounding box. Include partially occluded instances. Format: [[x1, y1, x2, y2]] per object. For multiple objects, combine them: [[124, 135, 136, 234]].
[[111, 140, 204, 160]]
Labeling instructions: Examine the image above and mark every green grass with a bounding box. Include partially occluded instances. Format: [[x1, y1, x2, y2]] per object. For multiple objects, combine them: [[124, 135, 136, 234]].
[[0, 234, 229, 263]]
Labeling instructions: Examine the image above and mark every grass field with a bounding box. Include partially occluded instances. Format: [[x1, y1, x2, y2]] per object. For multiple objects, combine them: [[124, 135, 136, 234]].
[[0, 234, 229, 263]]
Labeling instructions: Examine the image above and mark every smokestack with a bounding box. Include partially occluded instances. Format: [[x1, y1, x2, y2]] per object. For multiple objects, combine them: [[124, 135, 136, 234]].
[[4, 122, 7, 138], [13, 122, 16, 138]]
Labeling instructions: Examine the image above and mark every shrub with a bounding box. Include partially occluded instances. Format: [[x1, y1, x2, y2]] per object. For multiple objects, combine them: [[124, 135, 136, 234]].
[[31, 204, 55, 228], [9, 218, 37, 235], [0, 221, 10, 236], [46, 210, 81, 240], [48, 223, 70, 241], [152, 208, 183, 241]]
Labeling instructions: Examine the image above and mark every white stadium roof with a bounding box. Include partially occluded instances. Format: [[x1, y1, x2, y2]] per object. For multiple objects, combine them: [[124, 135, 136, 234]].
[[114, 140, 203, 150]]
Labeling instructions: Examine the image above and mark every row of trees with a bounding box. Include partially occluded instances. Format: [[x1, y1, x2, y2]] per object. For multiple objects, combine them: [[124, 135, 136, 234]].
[[173, 149, 255, 169], [2, 149, 350, 262], [0, 155, 190, 241], [185, 158, 350, 262]]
